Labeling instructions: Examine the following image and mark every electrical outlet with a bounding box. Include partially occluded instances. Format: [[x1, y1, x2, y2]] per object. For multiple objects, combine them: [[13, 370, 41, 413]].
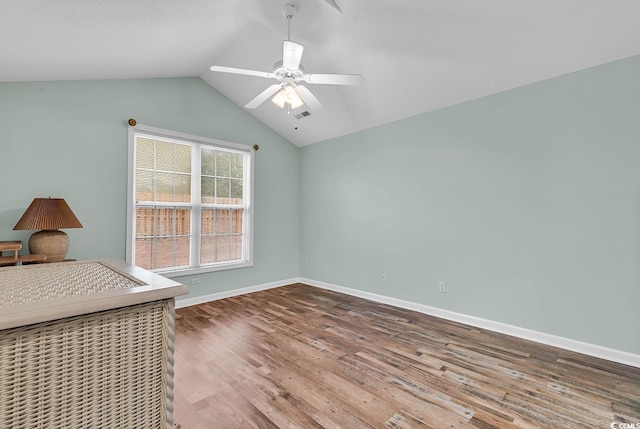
[[304, 259, 309, 267], [380, 272, 387, 282], [439, 281, 446, 293], [191, 278, 201, 285]]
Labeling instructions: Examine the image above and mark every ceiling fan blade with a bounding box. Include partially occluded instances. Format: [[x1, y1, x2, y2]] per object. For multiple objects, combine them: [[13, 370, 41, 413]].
[[210, 66, 274, 79], [283, 41, 304, 70], [295, 85, 325, 112], [303, 73, 363, 85], [245, 84, 282, 109]]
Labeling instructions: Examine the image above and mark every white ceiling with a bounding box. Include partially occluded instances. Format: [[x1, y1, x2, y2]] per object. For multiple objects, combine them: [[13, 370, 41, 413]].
[[2, 0, 640, 147]]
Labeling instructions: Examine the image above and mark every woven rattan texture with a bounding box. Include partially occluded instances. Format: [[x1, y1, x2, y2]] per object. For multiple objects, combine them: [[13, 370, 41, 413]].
[[0, 300, 172, 429], [0, 262, 144, 306]]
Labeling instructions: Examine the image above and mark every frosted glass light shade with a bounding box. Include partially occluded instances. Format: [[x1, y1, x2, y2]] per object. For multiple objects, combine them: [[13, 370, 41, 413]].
[[271, 84, 304, 109]]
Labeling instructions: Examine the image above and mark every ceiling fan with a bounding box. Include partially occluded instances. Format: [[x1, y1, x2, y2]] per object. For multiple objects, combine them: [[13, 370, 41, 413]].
[[209, 3, 363, 113]]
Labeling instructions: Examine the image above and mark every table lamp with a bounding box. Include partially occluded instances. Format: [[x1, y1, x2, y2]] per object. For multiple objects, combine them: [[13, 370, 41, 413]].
[[13, 197, 83, 262]]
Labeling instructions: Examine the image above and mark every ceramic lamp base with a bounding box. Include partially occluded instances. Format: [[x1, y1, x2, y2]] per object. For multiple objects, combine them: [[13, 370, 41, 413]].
[[28, 230, 69, 262]]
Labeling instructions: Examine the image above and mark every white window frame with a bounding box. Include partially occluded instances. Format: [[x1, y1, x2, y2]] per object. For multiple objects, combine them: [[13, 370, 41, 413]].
[[126, 124, 254, 277]]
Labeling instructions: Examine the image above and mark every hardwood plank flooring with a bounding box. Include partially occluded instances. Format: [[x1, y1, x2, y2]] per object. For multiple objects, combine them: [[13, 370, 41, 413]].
[[172, 284, 640, 428]]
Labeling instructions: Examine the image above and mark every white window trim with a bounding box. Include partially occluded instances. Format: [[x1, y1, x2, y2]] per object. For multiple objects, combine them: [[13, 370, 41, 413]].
[[126, 124, 254, 277]]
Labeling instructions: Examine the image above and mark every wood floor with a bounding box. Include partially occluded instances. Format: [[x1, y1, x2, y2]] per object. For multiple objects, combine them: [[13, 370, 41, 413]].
[[172, 284, 640, 428]]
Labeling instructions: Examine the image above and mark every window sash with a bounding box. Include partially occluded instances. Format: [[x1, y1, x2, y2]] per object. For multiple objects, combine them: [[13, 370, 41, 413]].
[[133, 205, 192, 269]]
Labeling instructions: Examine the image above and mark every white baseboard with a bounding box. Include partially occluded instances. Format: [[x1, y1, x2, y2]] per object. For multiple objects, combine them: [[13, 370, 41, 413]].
[[175, 277, 302, 309], [174, 276, 640, 368], [300, 278, 640, 369]]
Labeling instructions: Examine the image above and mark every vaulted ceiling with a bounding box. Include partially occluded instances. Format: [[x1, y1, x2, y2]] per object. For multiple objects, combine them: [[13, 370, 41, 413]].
[[2, 0, 640, 146]]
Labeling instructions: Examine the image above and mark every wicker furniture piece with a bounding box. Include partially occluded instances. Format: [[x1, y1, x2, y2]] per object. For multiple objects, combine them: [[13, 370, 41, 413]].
[[0, 259, 188, 429]]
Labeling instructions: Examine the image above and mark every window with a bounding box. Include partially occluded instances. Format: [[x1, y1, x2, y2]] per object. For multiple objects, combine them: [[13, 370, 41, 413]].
[[126, 124, 253, 276]]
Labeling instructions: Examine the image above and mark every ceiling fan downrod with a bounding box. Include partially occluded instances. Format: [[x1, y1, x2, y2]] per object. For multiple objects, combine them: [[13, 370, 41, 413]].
[[282, 3, 296, 41]]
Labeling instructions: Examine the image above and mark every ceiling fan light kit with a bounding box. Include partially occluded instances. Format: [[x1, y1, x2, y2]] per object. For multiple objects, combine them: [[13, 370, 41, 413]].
[[209, 2, 362, 114], [272, 84, 304, 109]]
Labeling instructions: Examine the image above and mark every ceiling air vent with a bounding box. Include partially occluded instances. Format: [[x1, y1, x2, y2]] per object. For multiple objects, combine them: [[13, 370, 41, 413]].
[[294, 111, 311, 119]]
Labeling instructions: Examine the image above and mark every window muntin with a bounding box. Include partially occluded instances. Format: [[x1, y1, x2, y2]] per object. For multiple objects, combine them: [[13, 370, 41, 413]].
[[127, 126, 253, 276]]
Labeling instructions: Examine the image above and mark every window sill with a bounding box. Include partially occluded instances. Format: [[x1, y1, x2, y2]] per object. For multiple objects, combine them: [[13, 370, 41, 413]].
[[153, 261, 253, 279]]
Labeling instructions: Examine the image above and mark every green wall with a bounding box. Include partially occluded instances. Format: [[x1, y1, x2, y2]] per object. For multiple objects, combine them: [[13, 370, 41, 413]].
[[300, 55, 640, 355], [1, 57, 639, 356], [0, 78, 300, 296]]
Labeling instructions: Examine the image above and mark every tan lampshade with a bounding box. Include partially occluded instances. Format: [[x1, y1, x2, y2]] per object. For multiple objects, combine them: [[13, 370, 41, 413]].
[[13, 198, 83, 231]]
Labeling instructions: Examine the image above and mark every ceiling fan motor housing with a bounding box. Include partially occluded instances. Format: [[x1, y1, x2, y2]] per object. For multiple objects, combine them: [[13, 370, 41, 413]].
[[273, 60, 305, 81]]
